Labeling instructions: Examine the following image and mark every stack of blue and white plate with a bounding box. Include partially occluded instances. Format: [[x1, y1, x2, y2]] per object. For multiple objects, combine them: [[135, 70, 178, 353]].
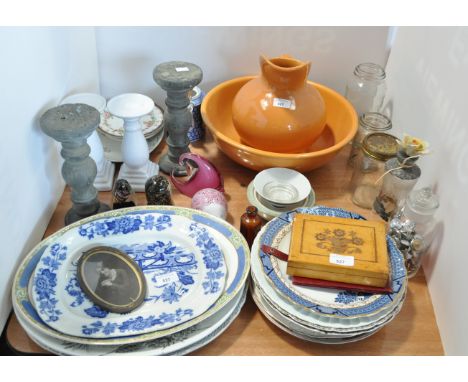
[[250, 206, 407, 344], [12, 206, 250, 355]]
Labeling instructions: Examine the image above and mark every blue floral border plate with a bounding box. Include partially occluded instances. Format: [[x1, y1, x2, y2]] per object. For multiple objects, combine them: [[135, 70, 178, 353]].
[[31, 213, 227, 338], [12, 206, 250, 346], [257, 206, 407, 319]]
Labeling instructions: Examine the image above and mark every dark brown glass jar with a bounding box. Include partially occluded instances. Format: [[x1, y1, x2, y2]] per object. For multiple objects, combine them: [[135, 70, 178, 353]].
[[240, 206, 263, 248]]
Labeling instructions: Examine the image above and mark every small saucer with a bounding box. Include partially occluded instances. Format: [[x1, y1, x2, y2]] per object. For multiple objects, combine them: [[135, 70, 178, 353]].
[[247, 181, 315, 221]]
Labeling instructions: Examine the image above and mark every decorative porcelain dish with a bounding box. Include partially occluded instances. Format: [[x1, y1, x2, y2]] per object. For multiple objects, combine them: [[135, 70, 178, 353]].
[[12, 206, 250, 346], [250, 206, 407, 329], [31, 213, 227, 338], [18, 284, 247, 356], [250, 280, 404, 343], [99, 106, 164, 139], [258, 206, 406, 317]]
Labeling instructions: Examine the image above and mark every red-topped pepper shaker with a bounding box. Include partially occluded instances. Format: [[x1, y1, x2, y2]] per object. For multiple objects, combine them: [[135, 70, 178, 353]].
[[240, 206, 263, 248]]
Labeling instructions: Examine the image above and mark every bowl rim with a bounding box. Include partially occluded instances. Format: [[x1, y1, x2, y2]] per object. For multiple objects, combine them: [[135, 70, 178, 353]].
[[201, 75, 358, 159], [253, 167, 311, 204]]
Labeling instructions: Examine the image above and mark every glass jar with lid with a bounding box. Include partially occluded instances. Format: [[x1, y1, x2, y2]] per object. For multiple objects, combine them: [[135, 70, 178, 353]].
[[350, 133, 399, 209], [388, 187, 439, 278], [373, 147, 421, 221], [345, 63, 387, 117], [348, 112, 392, 167]]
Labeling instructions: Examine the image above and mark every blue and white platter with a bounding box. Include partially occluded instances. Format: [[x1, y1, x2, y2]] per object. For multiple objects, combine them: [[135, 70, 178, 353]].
[[250, 280, 404, 344], [17, 285, 248, 356], [31, 212, 227, 338], [13, 206, 250, 346], [251, 206, 407, 331]]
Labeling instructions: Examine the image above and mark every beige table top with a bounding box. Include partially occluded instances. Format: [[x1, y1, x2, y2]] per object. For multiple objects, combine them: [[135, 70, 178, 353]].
[[6, 135, 444, 355]]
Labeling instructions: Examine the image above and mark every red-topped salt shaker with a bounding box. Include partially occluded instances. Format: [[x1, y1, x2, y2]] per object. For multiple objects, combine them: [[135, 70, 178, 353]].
[[240, 206, 263, 248]]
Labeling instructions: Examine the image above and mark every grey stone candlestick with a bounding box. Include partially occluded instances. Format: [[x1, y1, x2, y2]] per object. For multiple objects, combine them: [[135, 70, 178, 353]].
[[40, 103, 111, 225], [153, 61, 203, 175]]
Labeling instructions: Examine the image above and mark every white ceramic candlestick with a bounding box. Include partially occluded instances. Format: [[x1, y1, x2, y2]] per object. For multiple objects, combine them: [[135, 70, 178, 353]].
[[107, 93, 159, 191], [61, 93, 115, 191]]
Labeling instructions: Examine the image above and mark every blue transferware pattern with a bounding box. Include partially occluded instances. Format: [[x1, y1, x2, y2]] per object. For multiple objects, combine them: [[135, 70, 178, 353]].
[[260, 206, 407, 317], [65, 277, 109, 318], [33, 243, 66, 322], [334, 291, 372, 305], [13, 206, 249, 346], [32, 212, 228, 338], [18, 285, 248, 356], [78, 214, 172, 239]]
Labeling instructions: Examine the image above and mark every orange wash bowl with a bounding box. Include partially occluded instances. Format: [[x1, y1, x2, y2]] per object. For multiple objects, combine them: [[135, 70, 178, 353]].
[[201, 76, 358, 173]]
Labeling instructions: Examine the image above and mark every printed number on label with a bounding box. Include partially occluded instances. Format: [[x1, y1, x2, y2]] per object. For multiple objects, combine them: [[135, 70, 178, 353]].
[[154, 272, 179, 287], [273, 98, 293, 109], [329, 253, 355, 267]]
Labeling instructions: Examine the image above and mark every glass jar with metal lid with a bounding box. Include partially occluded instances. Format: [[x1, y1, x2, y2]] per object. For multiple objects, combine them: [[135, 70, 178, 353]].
[[388, 187, 439, 278], [350, 132, 399, 209], [348, 112, 392, 167]]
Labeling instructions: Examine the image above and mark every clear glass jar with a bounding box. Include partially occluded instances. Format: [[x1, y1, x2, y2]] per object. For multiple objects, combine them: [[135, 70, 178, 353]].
[[388, 188, 439, 278], [345, 63, 387, 117], [350, 133, 399, 209], [374, 149, 421, 221], [348, 112, 392, 167]]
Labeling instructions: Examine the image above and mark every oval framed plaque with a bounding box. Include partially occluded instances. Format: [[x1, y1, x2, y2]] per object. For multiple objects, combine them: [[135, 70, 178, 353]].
[[77, 246, 147, 314]]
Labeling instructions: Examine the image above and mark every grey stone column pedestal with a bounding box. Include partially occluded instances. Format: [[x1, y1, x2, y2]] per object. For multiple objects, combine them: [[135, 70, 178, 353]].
[[153, 61, 203, 176], [40, 104, 111, 225]]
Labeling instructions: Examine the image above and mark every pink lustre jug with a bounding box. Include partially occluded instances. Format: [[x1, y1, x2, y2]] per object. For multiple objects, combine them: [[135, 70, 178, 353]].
[[170, 153, 224, 197]]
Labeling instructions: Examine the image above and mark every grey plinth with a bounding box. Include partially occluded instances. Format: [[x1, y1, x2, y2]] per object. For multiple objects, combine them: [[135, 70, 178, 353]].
[[153, 61, 203, 175], [40, 103, 111, 225]]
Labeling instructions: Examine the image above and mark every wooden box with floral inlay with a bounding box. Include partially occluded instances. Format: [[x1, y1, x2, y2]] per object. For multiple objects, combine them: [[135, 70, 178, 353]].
[[286, 214, 390, 287]]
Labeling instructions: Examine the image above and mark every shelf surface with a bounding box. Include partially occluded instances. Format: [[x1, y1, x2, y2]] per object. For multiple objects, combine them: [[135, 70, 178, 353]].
[[6, 134, 444, 355]]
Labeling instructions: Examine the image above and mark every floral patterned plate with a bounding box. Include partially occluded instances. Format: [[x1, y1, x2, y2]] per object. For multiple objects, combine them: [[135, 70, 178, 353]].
[[18, 284, 247, 355], [31, 211, 227, 338], [250, 275, 406, 338], [99, 106, 164, 139], [252, 206, 407, 327], [251, 279, 404, 344], [13, 207, 248, 346], [13, 207, 249, 345]]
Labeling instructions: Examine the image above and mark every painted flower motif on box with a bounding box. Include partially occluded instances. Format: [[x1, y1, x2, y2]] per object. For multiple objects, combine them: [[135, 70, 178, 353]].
[[315, 228, 364, 255]]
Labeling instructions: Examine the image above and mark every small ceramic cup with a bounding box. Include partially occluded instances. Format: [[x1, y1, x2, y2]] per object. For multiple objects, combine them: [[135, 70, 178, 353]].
[[191, 188, 227, 220]]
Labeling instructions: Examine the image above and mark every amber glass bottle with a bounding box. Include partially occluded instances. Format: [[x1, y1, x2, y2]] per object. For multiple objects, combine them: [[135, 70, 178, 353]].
[[240, 206, 263, 248]]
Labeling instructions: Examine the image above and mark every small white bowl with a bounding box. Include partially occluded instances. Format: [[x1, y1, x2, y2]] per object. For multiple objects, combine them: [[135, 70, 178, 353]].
[[247, 181, 315, 221], [253, 168, 311, 206], [107, 93, 154, 119]]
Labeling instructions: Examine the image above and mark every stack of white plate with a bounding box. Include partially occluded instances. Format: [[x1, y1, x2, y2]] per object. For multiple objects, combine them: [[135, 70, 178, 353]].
[[98, 105, 165, 162], [250, 206, 407, 344], [12, 206, 250, 355], [247, 168, 316, 221]]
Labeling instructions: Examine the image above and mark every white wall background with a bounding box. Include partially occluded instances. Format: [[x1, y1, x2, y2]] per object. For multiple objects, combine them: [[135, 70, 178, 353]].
[[384, 26, 468, 355], [0, 27, 100, 332], [95, 26, 390, 105]]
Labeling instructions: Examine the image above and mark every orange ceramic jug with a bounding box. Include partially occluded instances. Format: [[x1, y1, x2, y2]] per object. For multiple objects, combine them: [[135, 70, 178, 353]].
[[231, 55, 326, 153]]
